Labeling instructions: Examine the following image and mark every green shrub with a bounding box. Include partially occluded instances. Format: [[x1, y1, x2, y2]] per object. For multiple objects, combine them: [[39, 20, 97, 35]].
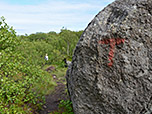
[[59, 100, 74, 114], [0, 16, 55, 114], [0, 16, 82, 113], [50, 100, 74, 114]]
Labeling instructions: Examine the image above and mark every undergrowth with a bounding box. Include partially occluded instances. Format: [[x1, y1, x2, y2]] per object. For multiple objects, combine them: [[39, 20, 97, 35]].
[[50, 100, 74, 114], [0, 16, 56, 114]]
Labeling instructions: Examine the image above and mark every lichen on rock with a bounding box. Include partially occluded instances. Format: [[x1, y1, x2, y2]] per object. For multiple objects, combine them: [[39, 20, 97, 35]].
[[66, 0, 152, 114]]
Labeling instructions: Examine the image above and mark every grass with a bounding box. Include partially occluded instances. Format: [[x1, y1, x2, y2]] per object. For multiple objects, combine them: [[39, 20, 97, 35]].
[[34, 64, 68, 96], [33, 71, 57, 95], [51, 67, 67, 81], [50, 100, 74, 114], [41, 64, 52, 70]]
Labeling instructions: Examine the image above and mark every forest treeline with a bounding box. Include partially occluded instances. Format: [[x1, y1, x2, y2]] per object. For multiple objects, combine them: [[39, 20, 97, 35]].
[[0, 16, 83, 113], [18, 28, 83, 67]]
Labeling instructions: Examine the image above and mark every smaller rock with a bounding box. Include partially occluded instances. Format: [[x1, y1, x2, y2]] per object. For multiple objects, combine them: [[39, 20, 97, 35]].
[[45, 66, 55, 72], [43, 105, 47, 108]]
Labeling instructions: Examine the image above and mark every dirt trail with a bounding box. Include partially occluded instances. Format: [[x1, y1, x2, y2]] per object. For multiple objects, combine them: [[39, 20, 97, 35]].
[[38, 79, 69, 114]]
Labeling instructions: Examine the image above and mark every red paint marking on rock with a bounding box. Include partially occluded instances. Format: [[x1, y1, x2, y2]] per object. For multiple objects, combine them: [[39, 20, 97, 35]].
[[98, 38, 125, 67]]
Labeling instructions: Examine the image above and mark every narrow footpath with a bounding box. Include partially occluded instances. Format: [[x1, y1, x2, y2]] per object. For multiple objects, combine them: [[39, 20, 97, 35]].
[[39, 78, 69, 114]]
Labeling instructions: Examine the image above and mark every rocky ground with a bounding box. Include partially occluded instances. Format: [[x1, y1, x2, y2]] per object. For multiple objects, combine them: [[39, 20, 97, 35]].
[[38, 77, 69, 114]]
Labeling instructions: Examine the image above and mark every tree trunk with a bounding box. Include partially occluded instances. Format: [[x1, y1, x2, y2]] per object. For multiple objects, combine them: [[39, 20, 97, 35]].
[[67, 42, 70, 56]]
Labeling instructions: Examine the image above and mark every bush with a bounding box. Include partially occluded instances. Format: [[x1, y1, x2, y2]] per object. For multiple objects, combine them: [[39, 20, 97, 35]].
[[0, 16, 55, 113], [50, 100, 74, 114]]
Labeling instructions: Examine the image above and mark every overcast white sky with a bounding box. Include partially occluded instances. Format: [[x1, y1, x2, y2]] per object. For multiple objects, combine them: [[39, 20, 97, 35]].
[[0, 0, 115, 35]]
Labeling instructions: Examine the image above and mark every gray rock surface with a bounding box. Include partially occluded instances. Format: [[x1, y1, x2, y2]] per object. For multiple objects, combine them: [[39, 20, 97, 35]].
[[66, 0, 152, 114]]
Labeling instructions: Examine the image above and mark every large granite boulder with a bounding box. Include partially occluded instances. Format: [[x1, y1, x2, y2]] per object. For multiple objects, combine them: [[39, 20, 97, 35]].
[[66, 0, 152, 114]]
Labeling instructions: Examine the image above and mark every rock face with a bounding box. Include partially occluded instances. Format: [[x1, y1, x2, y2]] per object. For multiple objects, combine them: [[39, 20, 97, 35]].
[[66, 0, 152, 114]]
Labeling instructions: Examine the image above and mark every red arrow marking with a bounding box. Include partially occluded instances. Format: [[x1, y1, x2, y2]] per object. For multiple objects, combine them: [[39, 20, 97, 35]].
[[98, 38, 125, 67]]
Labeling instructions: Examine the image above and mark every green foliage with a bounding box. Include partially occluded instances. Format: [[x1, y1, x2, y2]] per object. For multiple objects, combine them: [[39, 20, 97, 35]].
[[0, 17, 55, 113], [59, 100, 74, 114], [17, 28, 83, 67], [59, 29, 78, 56], [0, 16, 83, 113], [50, 67, 67, 82], [50, 100, 74, 114], [0, 16, 19, 52], [27, 32, 47, 41]]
